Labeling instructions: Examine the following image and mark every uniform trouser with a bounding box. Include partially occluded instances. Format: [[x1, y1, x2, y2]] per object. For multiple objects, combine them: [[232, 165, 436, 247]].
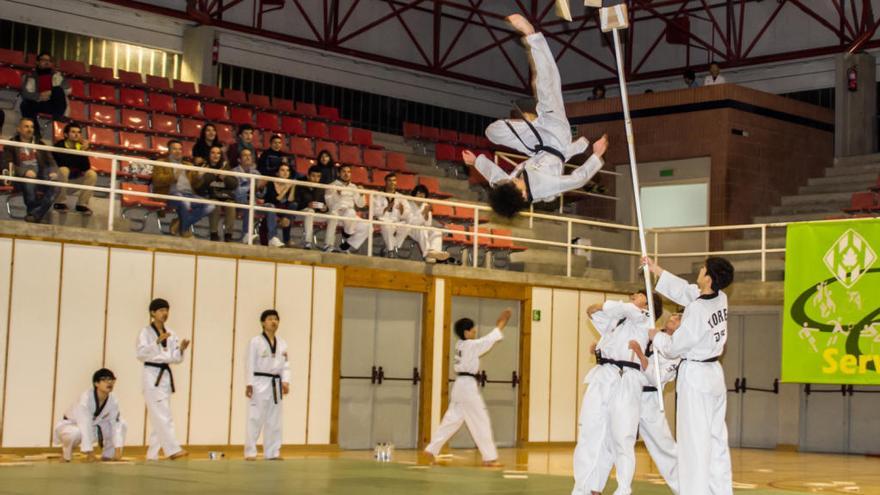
[[301, 208, 318, 243], [424, 378, 497, 461], [325, 209, 368, 249], [676, 374, 732, 495], [54, 420, 128, 461], [144, 389, 183, 460], [485, 33, 570, 156], [245, 395, 283, 459], [572, 367, 641, 495], [56, 167, 97, 206], [594, 392, 679, 495], [378, 214, 404, 251]]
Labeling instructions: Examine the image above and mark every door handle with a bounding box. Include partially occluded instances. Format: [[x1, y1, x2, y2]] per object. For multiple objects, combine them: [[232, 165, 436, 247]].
[[371, 365, 378, 384], [412, 367, 420, 385], [511, 371, 519, 388], [377, 366, 385, 385]]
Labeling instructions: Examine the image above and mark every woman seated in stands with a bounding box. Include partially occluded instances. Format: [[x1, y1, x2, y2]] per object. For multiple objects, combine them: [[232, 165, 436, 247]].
[[315, 150, 340, 185], [262, 163, 296, 247], [199, 144, 238, 242], [192, 124, 223, 166]]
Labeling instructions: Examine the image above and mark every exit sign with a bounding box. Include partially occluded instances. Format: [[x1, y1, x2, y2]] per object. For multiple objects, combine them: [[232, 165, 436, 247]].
[[660, 169, 674, 177], [532, 309, 542, 321]]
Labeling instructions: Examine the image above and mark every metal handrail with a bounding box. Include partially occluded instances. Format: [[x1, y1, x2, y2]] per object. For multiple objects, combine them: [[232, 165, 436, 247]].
[[1, 138, 873, 281]]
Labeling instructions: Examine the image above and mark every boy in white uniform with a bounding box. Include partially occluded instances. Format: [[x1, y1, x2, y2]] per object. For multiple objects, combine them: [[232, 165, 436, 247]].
[[54, 368, 127, 462], [572, 290, 661, 495], [324, 164, 369, 253], [372, 172, 407, 257], [462, 14, 608, 218], [646, 256, 735, 495], [400, 185, 449, 262], [136, 298, 190, 460], [424, 308, 512, 467], [593, 313, 683, 495], [245, 309, 291, 460]]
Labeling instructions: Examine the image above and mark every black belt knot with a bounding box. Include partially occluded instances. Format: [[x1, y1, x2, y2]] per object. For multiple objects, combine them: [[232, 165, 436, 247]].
[[534, 145, 565, 162], [596, 356, 641, 371], [144, 362, 174, 393], [642, 386, 658, 392], [254, 372, 283, 404]]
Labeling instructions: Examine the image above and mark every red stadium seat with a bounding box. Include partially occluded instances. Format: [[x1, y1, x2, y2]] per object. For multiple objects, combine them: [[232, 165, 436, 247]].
[[421, 126, 440, 141], [204, 102, 230, 122], [120, 88, 148, 109], [435, 143, 456, 162], [366, 169, 389, 188], [150, 135, 170, 153], [459, 134, 477, 146], [120, 132, 148, 151], [329, 125, 350, 143], [256, 112, 281, 132], [351, 128, 374, 148], [385, 152, 407, 172], [0, 49, 26, 67], [148, 93, 175, 114], [121, 182, 166, 209], [339, 145, 362, 166], [432, 204, 454, 220], [180, 119, 203, 139], [295, 157, 314, 176], [318, 105, 340, 120], [419, 176, 449, 198], [198, 84, 222, 99], [846, 192, 879, 212], [402, 122, 420, 139], [0, 67, 21, 89], [146, 75, 171, 91], [349, 166, 369, 186], [89, 104, 119, 126], [305, 121, 329, 140], [291, 137, 314, 157], [88, 65, 114, 81], [117, 70, 144, 87], [295, 102, 318, 117], [67, 79, 86, 99], [181, 140, 195, 158], [363, 149, 386, 169], [122, 109, 149, 131], [172, 80, 196, 95], [443, 224, 469, 245], [216, 124, 235, 143], [150, 112, 177, 134], [490, 228, 526, 251], [396, 174, 417, 192], [439, 129, 458, 142], [230, 107, 253, 126], [88, 127, 117, 148], [223, 88, 247, 104], [67, 100, 87, 121], [274, 99, 295, 114], [58, 59, 86, 76], [249, 94, 271, 108], [88, 83, 117, 104], [281, 116, 305, 135], [477, 136, 493, 148], [316, 141, 337, 160], [175, 98, 202, 118]]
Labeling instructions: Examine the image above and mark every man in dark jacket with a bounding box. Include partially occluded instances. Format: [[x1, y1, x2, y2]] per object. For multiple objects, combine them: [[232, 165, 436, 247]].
[[19, 52, 69, 121], [2, 117, 59, 222], [53, 122, 97, 215], [257, 135, 289, 177], [294, 165, 328, 249]]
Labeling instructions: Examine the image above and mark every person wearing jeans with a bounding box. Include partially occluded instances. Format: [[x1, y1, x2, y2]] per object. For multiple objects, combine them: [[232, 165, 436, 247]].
[[232, 148, 265, 244], [166, 140, 213, 237], [1, 117, 58, 222]]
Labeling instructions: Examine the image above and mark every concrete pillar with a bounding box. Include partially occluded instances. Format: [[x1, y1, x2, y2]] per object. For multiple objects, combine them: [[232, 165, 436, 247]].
[[834, 52, 877, 157], [181, 26, 217, 86]]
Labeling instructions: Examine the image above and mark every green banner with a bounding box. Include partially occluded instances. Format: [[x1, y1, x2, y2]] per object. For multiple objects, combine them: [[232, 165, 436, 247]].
[[782, 219, 880, 384]]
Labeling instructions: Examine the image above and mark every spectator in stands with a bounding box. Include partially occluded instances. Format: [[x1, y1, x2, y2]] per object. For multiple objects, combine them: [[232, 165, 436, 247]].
[[402, 185, 449, 263], [2, 117, 59, 223], [589, 84, 606, 100], [192, 124, 222, 165], [257, 135, 289, 177], [324, 164, 368, 254], [201, 145, 238, 242], [315, 150, 339, 184], [263, 163, 296, 248], [372, 172, 407, 258], [704, 62, 726, 86], [294, 165, 328, 250], [52, 123, 97, 215], [226, 124, 255, 168], [232, 148, 265, 244], [166, 140, 212, 238], [19, 52, 69, 122], [684, 69, 699, 89]]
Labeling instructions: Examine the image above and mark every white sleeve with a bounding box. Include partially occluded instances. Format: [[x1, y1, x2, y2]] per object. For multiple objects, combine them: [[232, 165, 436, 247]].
[[471, 328, 503, 356], [653, 312, 704, 359], [656, 270, 701, 306], [565, 137, 589, 159], [246, 338, 257, 387], [325, 187, 340, 211], [354, 188, 366, 208], [72, 394, 95, 453], [281, 340, 291, 384], [601, 300, 642, 320], [136, 328, 161, 363], [170, 333, 184, 364], [372, 196, 387, 218], [475, 155, 512, 187], [589, 311, 615, 336]]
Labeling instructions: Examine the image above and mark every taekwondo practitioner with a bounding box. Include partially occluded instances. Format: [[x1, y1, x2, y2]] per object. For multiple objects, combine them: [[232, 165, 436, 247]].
[[372, 172, 407, 258], [572, 290, 662, 495], [245, 309, 291, 461], [54, 368, 127, 462], [137, 298, 190, 460], [462, 14, 608, 218], [324, 164, 369, 253], [401, 184, 450, 263], [646, 256, 735, 495], [424, 308, 512, 467], [592, 313, 684, 495]]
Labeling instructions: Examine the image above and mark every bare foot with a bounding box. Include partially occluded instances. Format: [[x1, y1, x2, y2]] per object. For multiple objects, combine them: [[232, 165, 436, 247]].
[[168, 450, 189, 460], [245, 456, 257, 461], [507, 14, 535, 35], [481, 460, 503, 468]]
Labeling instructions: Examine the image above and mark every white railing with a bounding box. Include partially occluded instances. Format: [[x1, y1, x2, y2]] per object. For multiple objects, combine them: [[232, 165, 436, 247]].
[[0, 139, 867, 282]]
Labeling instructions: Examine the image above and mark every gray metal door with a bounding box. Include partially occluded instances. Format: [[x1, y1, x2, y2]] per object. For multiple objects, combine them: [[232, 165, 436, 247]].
[[338, 288, 422, 450], [722, 313, 744, 447], [848, 387, 880, 454], [449, 297, 521, 449], [739, 312, 781, 449], [800, 385, 848, 453]]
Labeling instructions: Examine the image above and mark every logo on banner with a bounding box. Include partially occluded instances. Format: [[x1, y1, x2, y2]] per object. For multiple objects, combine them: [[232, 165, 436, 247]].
[[822, 229, 876, 288]]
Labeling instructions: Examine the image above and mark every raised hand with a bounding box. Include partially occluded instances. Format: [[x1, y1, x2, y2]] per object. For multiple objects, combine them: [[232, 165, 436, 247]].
[[496, 308, 513, 330], [592, 134, 609, 159], [507, 14, 535, 35], [180, 339, 191, 352], [461, 150, 476, 166]]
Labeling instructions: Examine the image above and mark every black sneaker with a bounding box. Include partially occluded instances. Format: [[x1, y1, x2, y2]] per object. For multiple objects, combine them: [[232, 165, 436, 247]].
[[210, 232, 220, 241], [75, 205, 93, 216], [53, 203, 69, 212], [339, 241, 352, 252], [224, 233, 233, 242], [24, 214, 37, 223]]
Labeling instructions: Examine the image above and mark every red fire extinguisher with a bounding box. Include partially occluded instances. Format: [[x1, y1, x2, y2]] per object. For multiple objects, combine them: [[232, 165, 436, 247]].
[[212, 38, 219, 66], [847, 65, 858, 92]]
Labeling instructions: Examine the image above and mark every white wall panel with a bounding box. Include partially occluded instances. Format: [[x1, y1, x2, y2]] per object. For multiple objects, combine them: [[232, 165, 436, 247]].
[[430, 279, 445, 437], [52, 244, 109, 445], [229, 260, 276, 444], [307, 266, 336, 444], [187, 256, 236, 445], [576, 291, 607, 422], [2, 240, 61, 447], [147, 253, 196, 444], [527, 287, 553, 442], [549, 289, 579, 442], [104, 248, 154, 446], [0, 238, 14, 437], [274, 264, 313, 445]]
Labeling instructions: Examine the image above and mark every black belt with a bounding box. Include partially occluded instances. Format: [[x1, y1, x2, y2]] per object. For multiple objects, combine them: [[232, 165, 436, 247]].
[[144, 362, 175, 393], [63, 416, 104, 448], [457, 372, 480, 379], [534, 145, 565, 162], [642, 386, 658, 392], [596, 356, 641, 371], [684, 356, 720, 363], [254, 372, 283, 404]]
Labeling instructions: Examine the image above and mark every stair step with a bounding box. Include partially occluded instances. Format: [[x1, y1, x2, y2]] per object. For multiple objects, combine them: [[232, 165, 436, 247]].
[[779, 192, 855, 206], [770, 202, 849, 215], [753, 211, 838, 223], [833, 153, 880, 167], [722, 235, 787, 250], [800, 180, 876, 194], [824, 163, 880, 177]]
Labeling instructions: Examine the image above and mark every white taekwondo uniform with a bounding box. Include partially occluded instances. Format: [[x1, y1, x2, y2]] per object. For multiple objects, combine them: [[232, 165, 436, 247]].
[[325, 179, 368, 250], [245, 332, 291, 459], [136, 323, 185, 460], [400, 199, 443, 257], [372, 191, 408, 253], [54, 388, 127, 461]]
